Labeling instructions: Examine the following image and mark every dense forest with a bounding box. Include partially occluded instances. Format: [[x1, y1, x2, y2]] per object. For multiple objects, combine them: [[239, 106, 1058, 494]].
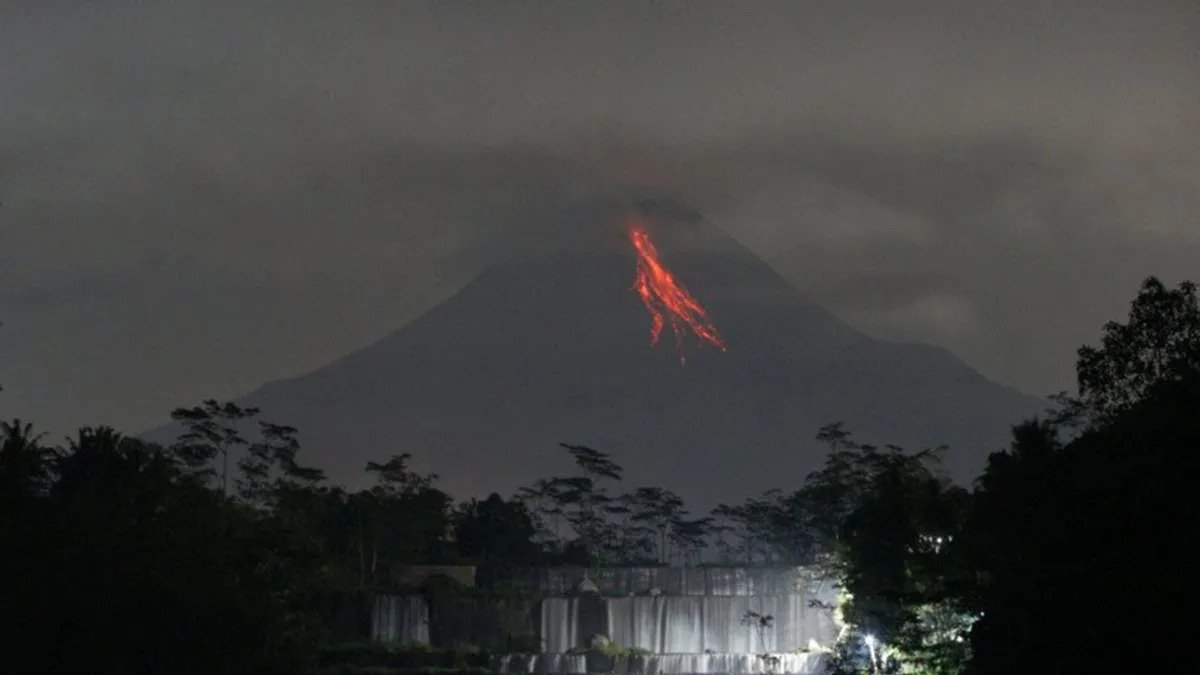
[[1, 276, 1196, 675]]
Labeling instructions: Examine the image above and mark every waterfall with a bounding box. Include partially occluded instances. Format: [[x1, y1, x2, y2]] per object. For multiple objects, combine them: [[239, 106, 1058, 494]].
[[604, 596, 835, 654], [499, 653, 827, 675], [519, 567, 837, 674], [370, 595, 430, 645], [498, 654, 589, 674], [611, 653, 829, 674], [540, 597, 582, 653], [606, 597, 701, 653]]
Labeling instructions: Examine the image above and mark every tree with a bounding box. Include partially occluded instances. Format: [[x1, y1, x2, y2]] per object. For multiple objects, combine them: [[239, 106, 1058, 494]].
[[350, 453, 452, 587], [1077, 276, 1200, 418], [601, 490, 650, 562], [961, 276, 1200, 674], [454, 493, 541, 565], [518, 477, 570, 545], [559, 442, 623, 481], [238, 422, 324, 507], [668, 515, 713, 566], [1, 426, 325, 674], [801, 423, 875, 551], [707, 503, 742, 563], [741, 610, 775, 654], [710, 494, 784, 565], [0, 418, 51, 502], [836, 444, 971, 674], [963, 384, 1199, 673], [710, 424, 883, 568], [957, 421, 1062, 674], [365, 452, 437, 495], [628, 486, 687, 563], [171, 399, 260, 494], [558, 442, 624, 562]]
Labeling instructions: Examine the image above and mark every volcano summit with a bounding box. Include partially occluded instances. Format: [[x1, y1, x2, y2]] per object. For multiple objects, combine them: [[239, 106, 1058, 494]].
[[180, 208, 1041, 504]]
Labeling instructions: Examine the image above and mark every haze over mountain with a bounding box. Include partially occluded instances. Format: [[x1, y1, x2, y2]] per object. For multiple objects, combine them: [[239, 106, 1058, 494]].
[[153, 204, 1042, 504]]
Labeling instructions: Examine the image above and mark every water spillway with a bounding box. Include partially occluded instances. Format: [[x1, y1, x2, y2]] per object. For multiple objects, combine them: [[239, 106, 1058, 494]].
[[605, 595, 829, 654], [369, 567, 839, 673], [539, 597, 584, 654], [539, 595, 832, 654], [371, 594, 430, 645], [497, 653, 828, 674], [516, 567, 838, 675]]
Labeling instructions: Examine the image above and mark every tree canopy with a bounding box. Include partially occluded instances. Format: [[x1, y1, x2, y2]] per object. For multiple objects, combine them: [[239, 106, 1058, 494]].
[[2, 275, 1197, 674]]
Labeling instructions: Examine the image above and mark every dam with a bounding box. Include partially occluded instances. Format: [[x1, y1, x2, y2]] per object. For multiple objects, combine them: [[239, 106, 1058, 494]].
[[371, 567, 840, 674]]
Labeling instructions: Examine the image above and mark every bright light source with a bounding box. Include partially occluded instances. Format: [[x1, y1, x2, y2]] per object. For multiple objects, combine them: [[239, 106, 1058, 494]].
[[863, 634, 880, 674]]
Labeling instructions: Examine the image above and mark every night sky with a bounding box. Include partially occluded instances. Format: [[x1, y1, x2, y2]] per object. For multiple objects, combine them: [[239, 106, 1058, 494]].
[[2, 1, 1198, 438]]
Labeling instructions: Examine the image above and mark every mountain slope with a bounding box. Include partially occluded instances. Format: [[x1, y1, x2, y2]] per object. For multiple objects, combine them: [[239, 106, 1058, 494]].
[[164, 214, 1042, 504]]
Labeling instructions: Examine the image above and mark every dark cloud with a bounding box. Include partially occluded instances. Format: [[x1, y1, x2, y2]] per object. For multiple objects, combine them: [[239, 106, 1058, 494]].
[[2, 0, 1198, 435]]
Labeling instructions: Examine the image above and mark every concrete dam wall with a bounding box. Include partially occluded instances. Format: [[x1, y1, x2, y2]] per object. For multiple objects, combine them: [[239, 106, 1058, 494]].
[[372, 566, 840, 674]]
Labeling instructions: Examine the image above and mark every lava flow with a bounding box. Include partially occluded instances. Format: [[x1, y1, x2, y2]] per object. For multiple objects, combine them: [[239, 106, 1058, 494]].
[[628, 221, 727, 363]]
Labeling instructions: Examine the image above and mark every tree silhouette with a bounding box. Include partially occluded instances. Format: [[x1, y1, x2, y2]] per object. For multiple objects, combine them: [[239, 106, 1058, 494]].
[[1077, 276, 1200, 418], [962, 276, 1200, 674], [351, 453, 452, 586], [238, 422, 324, 507], [0, 418, 51, 500], [741, 610, 774, 653], [559, 442, 623, 562], [1, 423, 325, 674], [171, 399, 260, 495], [517, 477, 570, 545], [454, 493, 541, 565]]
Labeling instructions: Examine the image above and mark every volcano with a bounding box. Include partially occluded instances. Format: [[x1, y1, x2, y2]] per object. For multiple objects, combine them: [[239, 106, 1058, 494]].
[[171, 207, 1041, 504]]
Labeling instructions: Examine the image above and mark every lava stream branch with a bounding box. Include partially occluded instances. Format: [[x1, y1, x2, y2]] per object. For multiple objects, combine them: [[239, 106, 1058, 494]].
[[628, 223, 727, 363]]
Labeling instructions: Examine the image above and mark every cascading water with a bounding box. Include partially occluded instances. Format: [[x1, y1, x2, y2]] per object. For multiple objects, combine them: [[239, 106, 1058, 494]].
[[505, 568, 839, 675], [499, 653, 829, 675], [610, 653, 829, 674], [371, 595, 431, 645], [540, 597, 583, 653], [604, 595, 835, 654], [498, 654, 589, 674], [605, 597, 701, 654]]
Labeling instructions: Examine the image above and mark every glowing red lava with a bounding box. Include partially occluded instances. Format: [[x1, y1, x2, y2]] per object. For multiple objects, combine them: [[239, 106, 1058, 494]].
[[628, 220, 726, 364]]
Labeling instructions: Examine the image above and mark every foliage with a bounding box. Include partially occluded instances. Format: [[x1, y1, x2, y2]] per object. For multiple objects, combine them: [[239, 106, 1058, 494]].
[[594, 642, 652, 657], [349, 455, 455, 587], [4, 274, 1197, 674], [741, 610, 775, 653], [710, 423, 889, 567], [454, 493, 541, 566], [1076, 276, 1200, 419], [0, 408, 488, 672], [515, 443, 713, 565], [171, 398, 261, 493], [960, 377, 1199, 673], [0, 424, 326, 674], [958, 276, 1200, 674], [815, 276, 1200, 674], [239, 421, 326, 506], [813, 440, 971, 675], [0, 418, 51, 503]]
